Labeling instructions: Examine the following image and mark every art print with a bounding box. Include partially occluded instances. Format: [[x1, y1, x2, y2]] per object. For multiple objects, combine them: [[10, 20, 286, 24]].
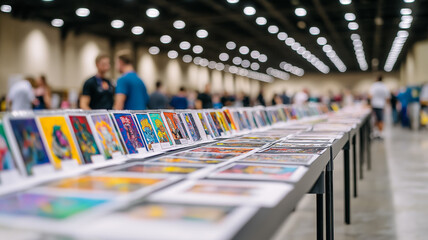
[[111, 163, 204, 175], [170, 152, 239, 160], [0, 122, 15, 171], [162, 112, 185, 145], [112, 113, 146, 154], [239, 154, 318, 165], [190, 147, 254, 154], [148, 157, 222, 165], [183, 113, 201, 142], [90, 114, 123, 159], [259, 147, 326, 155], [69, 115, 101, 164], [149, 113, 173, 147]]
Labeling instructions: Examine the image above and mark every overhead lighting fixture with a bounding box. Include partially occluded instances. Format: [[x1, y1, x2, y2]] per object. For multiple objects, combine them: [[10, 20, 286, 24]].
[[183, 55, 193, 63], [232, 57, 242, 65], [256, 17, 267, 25], [399, 22, 411, 29], [239, 46, 250, 55], [400, 8, 412, 15], [344, 13, 356, 21], [340, 0, 352, 5], [258, 54, 268, 63], [268, 25, 279, 34], [250, 50, 260, 59], [76, 8, 90, 17], [173, 20, 186, 29], [227, 0, 239, 3], [146, 8, 160, 18], [193, 45, 203, 54], [250, 62, 260, 71], [277, 32, 288, 40], [285, 37, 295, 46], [148, 46, 160, 55], [131, 26, 144, 35], [384, 30, 410, 71], [295, 8, 307, 17], [196, 29, 209, 38], [179, 41, 191, 50], [168, 50, 178, 59], [351, 33, 360, 40], [111, 20, 124, 29], [317, 37, 327, 45], [219, 53, 229, 61], [0, 4, 12, 13], [348, 22, 359, 30], [215, 63, 225, 71], [241, 60, 251, 68], [160, 35, 172, 44], [51, 19, 64, 27], [403, 0, 414, 3], [309, 27, 320, 35], [226, 41, 236, 50], [401, 15, 413, 23], [243, 6, 256, 16]]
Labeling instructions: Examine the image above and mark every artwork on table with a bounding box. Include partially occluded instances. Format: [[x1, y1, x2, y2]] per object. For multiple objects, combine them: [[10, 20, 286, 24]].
[[273, 143, 331, 148], [38, 116, 82, 168], [239, 154, 318, 166], [112, 113, 146, 154], [242, 111, 253, 130], [223, 110, 237, 131], [210, 163, 307, 182], [0, 122, 16, 171], [210, 142, 266, 148], [189, 147, 254, 154], [149, 113, 173, 146], [183, 113, 201, 142], [162, 112, 185, 145], [8, 118, 51, 175], [216, 112, 230, 132], [197, 113, 214, 138], [68, 115, 101, 164], [170, 152, 240, 161], [258, 147, 326, 155], [148, 157, 222, 165], [90, 114, 123, 159], [282, 138, 335, 144], [206, 112, 222, 137], [135, 113, 159, 151], [110, 163, 204, 175], [174, 113, 190, 140]]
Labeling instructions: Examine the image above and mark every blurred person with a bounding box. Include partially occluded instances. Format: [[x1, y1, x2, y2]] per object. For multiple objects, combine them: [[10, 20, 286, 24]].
[[282, 90, 290, 104], [391, 90, 399, 125], [343, 89, 354, 106], [195, 84, 213, 109], [113, 51, 149, 110], [256, 89, 266, 106], [243, 94, 250, 107], [60, 92, 71, 109], [170, 87, 188, 109], [398, 87, 411, 128], [294, 88, 309, 105], [80, 54, 114, 110], [187, 90, 198, 109], [420, 81, 428, 110], [6, 76, 35, 111], [369, 75, 390, 138], [221, 91, 234, 107], [212, 94, 223, 109], [234, 92, 244, 107], [33, 75, 52, 109], [272, 94, 283, 105], [148, 81, 169, 109], [0, 96, 7, 111]]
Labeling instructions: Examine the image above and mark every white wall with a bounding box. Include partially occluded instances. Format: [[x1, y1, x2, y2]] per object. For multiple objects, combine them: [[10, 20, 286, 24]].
[[400, 39, 428, 86]]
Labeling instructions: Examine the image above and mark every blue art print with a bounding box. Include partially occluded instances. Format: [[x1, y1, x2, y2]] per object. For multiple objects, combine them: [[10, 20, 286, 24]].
[[242, 111, 253, 130], [113, 113, 145, 154], [184, 113, 201, 142], [135, 114, 158, 151], [174, 113, 190, 140], [204, 113, 220, 137], [233, 111, 246, 130]]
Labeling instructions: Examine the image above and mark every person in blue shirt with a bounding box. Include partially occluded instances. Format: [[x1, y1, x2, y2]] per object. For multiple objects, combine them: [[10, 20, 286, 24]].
[[170, 87, 188, 109], [113, 51, 149, 110]]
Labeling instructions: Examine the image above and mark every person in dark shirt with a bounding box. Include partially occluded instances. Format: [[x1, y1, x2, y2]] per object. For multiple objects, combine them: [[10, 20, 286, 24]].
[[256, 89, 266, 106], [148, 81, 169, 109], [80, 54, 114, 110], [196, 84, 213, 109], [170, 87, 188, 109]]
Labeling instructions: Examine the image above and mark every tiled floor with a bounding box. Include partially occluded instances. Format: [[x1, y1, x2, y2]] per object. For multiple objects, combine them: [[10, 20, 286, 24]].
[[273, 125, 428, 240]]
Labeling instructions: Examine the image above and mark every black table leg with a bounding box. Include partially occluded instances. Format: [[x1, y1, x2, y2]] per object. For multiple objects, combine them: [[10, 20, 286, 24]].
[[325, 159, 334, 240], [359, 123, 365, 180], [317, 194, 324, 240], [344, 141, 350, 225], [367, 121, 372, 171], [352, 135, 358, 198]]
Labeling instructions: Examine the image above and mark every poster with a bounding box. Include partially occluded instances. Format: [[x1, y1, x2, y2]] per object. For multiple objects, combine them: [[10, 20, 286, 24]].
[[112, 113, 146, 154], [190, 147, 254, 154], [205, 112, 221, 137], [134, 113, 160, 151], [90, 114, 123, 159], [197, 112, 214, 138], [239, 154, 318, 165], [149, 113, 173, 147], [109, 163, 205, 175], [174, 113, 190, 140], [259, 147, 326, 155], [162, 112, 185, 145], [273, 142, 331, 148], [210, 142, 266, 148], [223, 110, 237, 131], [170, 152, 240, 161], [215, 112, 230, 132], [68, 115, 102, 164], [148, 157, 222, 165], [38, 116, 82, 170], [183, 113, 201, 142]]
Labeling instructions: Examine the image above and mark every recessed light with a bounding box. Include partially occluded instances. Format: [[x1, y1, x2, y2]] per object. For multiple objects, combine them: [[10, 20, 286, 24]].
[[219, 53, 229, 61], [239, 46, 250, 55], [226, 41, 236, 50], [322, 45, 333, 52], [179, 41, 191, 50], [111, 20, 124, 29], [241, 60, 251, 68], [317, 37, 327, 45], [232, 57, 242, 65], [227, 0, 239, 3], [403, 0, 414, 3], [76, 8, 90, 17], [251, 62, 260, 71], [183, 55, 193, 63], [216, 63, 225, 71], [259, 54, 268, 62], [160, 35, 172, 44], [148, 46, 160, 55], [400, 8, 412, 15], [268, 25, 279, 34], [351, 33, 360, 40], [196, 29, 209, 38], [344, 13, 356, 21], [243, 6, 256, 16], [131, 26, 144, 35], [193, 45, 203, 54], [250, 50, 260, 59], [0, 4, 12, 13], [277, 32, 288, 40], [168, 50, 178, 59], [348, 22, 359, 30], [340, 0, 352, 5], [401, 15, 413, 23], [399, 21, 411, 29], [146, 8, 160, 18], [51, 19, 64, 27], [256, 17, 267, 25], [309, 27, 320, 35], [397, 30, 409, 38], [285, 37, 295, 46], [295, 8, 307, 17], [173, 20, 186, 29]]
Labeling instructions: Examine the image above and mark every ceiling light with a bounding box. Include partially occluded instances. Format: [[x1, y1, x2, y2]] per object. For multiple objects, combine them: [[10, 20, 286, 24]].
[[340, 0, 352, 5], [241, 60, 250, 68], [268, 25, 279, 34], [111, 20, 124, 29], [0, 5, 12, 13], [323, 45, 333, 52], [291, 42, 301, 50], [179, 41, 191, 50], [243, 6, 256, 16], [397, 30, 409, 38], [193, 57, 201, 65], [76, 8, 90, 17], [344, 13, 356, 21], [219, 53, 229, 61], [250, 62, 260, 71], [193, 45, 203, 54], [160, 35, 172, 44], [183, 55, 192, 63], [51, 19, 64, 27], [295, 8, 307, 17], [148, 46, 160, 55], [227, 0, 239, 3], [146, 8, 160, 18], [173, 20, 186, 29], [351, 33, 360, 40], [348, 22, 359, 30], [200, 58, 209, 67], [250, 50, 260, 59], [239, 46, 250, 55], [401, 15, 413, 23], [259, 54, 268, 62], [400, 8, 412, 15], [226, 41, 236, 50], [233, 57, 242, 65], [215, 63, 225, 71], [403, 0, 414, 3], [131, 26, 144, 35], [256, 17, 267, 25], [399, 22, 411, 29], [285, 37, 295, 46], [277, 32, 288, 40], [309, 27, 320, 35], [168, 50, 178, 59], [196, 29, 209, 38], [208, 61, 216, 69], [317, 37, 327, 45]]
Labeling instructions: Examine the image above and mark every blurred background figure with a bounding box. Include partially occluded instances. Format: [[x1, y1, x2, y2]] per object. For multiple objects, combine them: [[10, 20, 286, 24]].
[[369, 75, 390, 138], [80, 54, 114, 110], [6, 76, 35, 111], [212, 94, 223, 109], [234, 92, 244, 107], [256, 89, 266, 106], [281, 90, 290, 104], [391, 90, 399, 125], [420, 81, 428, 127], [343, 89, 354, 106], [221, 91, 234, 107], [196, 84, 213, 109], [33, 75, 52, 110], [114, 51, 149, 110], [187, 90, 197, 109], [294, 88, 309, 105], [148, 81, 169, 109], [272, 93, 283, 105], [398, 87, 411, 128], [170, 87, 188, 109]]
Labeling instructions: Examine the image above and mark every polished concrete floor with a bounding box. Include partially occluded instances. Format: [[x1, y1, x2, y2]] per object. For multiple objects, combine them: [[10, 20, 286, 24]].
[[273, 124, 428, 240]]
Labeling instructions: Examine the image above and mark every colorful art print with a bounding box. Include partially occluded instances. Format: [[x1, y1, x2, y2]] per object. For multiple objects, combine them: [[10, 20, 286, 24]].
[[239, 154, 318, 165], [240, 136, 281, 141], [212, 163, 306, 181], [300, 131, 345, 135], [113, 113, 145, 154], [197, 113, 213, 138], [170, 152, 239, 160], [162, 112, 184, 145], [68, 116, 101, 164], [184, 113, 201, 142], [174, 113, 190, 140], [233, 111, 246, 130], [149, 157, 222, 165], [206, 112, 222, 137], [259, 147, 326, 155], [113, 163, 204, 175], [216, 112, 230, 132], [135, 114, 159, 151], [90, 114, 122, 159], [283, 138, 335, 143], [223, 110, 237, 130], [190, 147, 254, 154], [0, 122, 15, 171], [211, 142, 266, 148], [9, 118, 50, 175], [0, 192, 107, 219], [46, 175, 164, 193], [149, 113, 172, 145], [38, 116, 82, 168], [288, 136, 335, 140], [273, 143, 331, 148], [242, 111, 254, 130]]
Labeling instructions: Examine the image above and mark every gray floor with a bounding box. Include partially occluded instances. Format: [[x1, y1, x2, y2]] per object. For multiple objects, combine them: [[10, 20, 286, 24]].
[[273, 125, 428, 240]]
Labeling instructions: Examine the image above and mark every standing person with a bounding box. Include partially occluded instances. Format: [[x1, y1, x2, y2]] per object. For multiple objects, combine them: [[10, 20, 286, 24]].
[[148, 81, 169, 109], [294, 88, 309, 105], [170, 87, 188, 109], [369, 75, 390, 138], [113, 51, 149, 110], [282, 90, 290, 104], [195, 84, 213, 109], [391, 91, 399, 125], [80, 54, 114, 110], [256, 89, 266, 106], [7, 77, 35, 111], [33, 75, 52, 110]]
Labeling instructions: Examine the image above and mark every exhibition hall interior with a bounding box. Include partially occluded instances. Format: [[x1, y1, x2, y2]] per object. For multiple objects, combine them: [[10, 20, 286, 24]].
[[1, 0, 428, 239]]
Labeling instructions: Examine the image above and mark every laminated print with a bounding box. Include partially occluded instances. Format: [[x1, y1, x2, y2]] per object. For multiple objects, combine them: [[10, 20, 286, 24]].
[[135, 113, 159, 151], [68, 116, 101, 164], [112, 113, 146, 154], [162, 112, 185, 145], [149, 113, 173, 146], [90, 114, 123, 159]]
